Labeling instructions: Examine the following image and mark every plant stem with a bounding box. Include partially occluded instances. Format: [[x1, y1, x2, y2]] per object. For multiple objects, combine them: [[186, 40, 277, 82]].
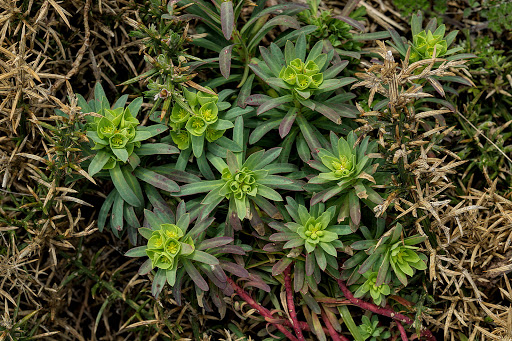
[[337, 279, 436, 341], [396, 321, 409, 341], [227, 278, 298, 341], [284, 265, 306, 341]]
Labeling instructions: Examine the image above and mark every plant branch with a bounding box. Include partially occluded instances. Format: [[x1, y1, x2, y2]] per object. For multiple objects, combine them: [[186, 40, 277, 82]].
[[337, 279, 435, 340], [284, 264, 306, 341], [227, 278, 298, 341], [396, 321, 409, 341]]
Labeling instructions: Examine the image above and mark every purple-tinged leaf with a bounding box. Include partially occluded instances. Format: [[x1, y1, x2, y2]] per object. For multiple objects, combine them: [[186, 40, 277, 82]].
[[301, 99, 341, 124], [201, 266, 227, 289], [263, 243, 281, 252], [270, 232, 297, 242], [237, 74, 254, 108], [252, 195, 282, 219], [190, 250, 220, 265], [136, 143, 179, 156], [272, 257, 293, 276], [183, 259, 209, 291], [209, 245, 246, 255], [134, 168, 179, 193], [333, 15, 365, 31], [221, 262, 250, 278], [249, 203, 265, 235], [268, 221, 288, 232], [220, 1, 234, 40], [245, 94, 272, 106], [219, 44, 235, 79], [198, 237, 234, 250], [138, 259, 153, 275], [279, 108, 297, 138], [305, 253, 315, 276], [257, 95, 292, 115], [211, 264, 227, 282]]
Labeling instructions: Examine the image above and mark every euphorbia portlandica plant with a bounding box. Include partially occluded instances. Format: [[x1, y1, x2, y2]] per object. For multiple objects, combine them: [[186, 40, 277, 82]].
[[125, 202, 250, 303], [346, 223, 428, 287], [269, 198, 351, 276], [307, 131, 383, 225], [177, 117, 303, 232], [247, 34, 357, 153], [388, 12, 463, 63]]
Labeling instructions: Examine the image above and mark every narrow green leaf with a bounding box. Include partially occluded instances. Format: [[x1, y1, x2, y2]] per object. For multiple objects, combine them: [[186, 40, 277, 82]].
[[88, 150, 111, 177], [109, 164, 142, 207]]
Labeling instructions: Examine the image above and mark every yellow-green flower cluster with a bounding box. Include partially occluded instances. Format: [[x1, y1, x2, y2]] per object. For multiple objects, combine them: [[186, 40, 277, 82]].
[[88, 107, 141, 167], [279, 58, 324, 92], [411, 25, 448, 62], [146, 224, 194, 270], [170, 88, 223, 149]]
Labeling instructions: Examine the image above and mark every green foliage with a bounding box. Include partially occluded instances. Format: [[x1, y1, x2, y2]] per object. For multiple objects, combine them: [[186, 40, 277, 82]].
[[388, 12, 463, 62], [306, 131, 383, 225], [269, 198, 351, 275], [125, 201, 250, 307], [248, 34, 356, 154], [177, 116, 303, 227], [297, 0, 366, 58], [358, 315, 391, 341], [345, 223, 427, 287]]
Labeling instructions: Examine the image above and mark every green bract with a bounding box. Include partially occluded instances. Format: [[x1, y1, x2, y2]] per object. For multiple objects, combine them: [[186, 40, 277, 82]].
[[353, 272, 390, 306], [278, 58, 323, 93], [306, 131, 383, 225], [411, 26, 448, 62], [168, 87, 234, 157]]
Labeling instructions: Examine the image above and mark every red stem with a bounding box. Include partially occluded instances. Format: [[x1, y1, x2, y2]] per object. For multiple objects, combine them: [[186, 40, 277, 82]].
[[227, 278, 298, 341], [396, 321, 409, 341], [337, 279, 435, 341], [321, 309, 343, 341], [284, 265, 306, 341]]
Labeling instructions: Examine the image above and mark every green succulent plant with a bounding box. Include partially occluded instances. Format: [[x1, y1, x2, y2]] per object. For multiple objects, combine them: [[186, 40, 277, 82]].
[[306, 131, 383, 225], [353, 272, 390, 306], [358, 315, 391, 341], [78, 83, 181, 242]]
